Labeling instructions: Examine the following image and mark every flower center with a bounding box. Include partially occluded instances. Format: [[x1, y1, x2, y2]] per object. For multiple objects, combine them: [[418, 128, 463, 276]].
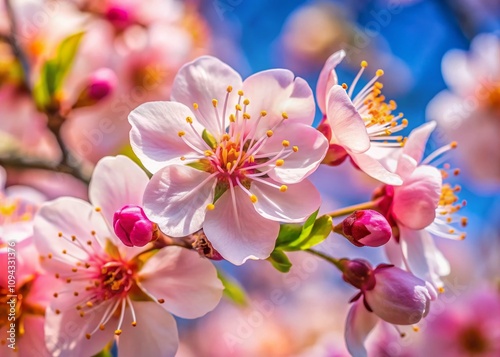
[[342, 61, 409, 148], [459, 325, 490, 354], [178, 87, 297, 204]]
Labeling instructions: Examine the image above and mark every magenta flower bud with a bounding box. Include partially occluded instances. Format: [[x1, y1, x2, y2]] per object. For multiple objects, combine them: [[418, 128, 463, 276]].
[[341, 259, 376, 291], [113, 204, 155, 247], [74, 68, 117, 108], [336, 210, 391, 247], [106, 5, 133, 30]]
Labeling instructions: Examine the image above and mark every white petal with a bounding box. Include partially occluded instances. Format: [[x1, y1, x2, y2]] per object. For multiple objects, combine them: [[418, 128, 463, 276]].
[[399, 121, 436, 166], [345, 301, 378, 357], [327, 85, 370, 153], [203, 187, 279, 265], [129, 101, 204, 173], [138, 246, 223, 318], [118, 302, 179, 357], [350, 152, 403, 185], [171, 56, 243, 137], [250, 179, 321, 223], [89, 155, 150, 225], [316, 50, 346, 114], [143, 165, 215, 236]]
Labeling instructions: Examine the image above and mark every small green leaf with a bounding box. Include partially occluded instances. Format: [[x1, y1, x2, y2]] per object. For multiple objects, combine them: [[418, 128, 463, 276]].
[[267, 250, 292, 273], [53, 31, 85, 90], [186, 159, 212, 172], [202, 129, 217, 149], [275, 211, 332, 251], [217, 269, 248, 306]]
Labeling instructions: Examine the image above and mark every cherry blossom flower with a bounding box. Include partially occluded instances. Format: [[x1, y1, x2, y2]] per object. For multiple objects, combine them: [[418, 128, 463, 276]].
[[129, 56, 328, 265], [0, 167, 53, 357], [427, 33, 500, 185], [33, 156, 223, 356], [316, 50, 406, 185], [374, 122, 467, 290], [342, 259, 432, 357]]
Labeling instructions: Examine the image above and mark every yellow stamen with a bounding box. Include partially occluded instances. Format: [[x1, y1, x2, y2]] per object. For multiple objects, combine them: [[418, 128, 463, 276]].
[[279, 185, 287, 192], [260, 110, 267, 117], [186, 116, 193, 124], [276, 159, 284, 167], [361, 60, 368, 68], [212, 99, 218, 107], [282, 140, 290, 147], [376, 69, 384, 76], [282, 112, 288, 119], [266, 130, 273, 137], [206, 204, 215, 211], [193, 103, 199, 110], [250, 195, 258, 203], [237, 90, 244, 96], [243, 99, 250, 105], [178, 131, 185, 137], [227, 86, 233, 92]]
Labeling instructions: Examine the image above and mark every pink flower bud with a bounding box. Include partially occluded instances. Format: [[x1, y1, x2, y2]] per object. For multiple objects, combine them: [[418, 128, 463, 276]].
[[365, 265, 432, 325], [336, 210, 391, 247], [74, 68, 117, 108], [106, 5, 133, 30], [113, 204, 155, 247]]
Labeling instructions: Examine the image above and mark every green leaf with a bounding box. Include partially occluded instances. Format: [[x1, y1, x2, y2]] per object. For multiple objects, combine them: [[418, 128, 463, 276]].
[[202, 129, 217, 149], [33, 31, 85, 110], [267, 250, 292, 273], [275, 211, 332, 251], [217, 269, 248, 306]]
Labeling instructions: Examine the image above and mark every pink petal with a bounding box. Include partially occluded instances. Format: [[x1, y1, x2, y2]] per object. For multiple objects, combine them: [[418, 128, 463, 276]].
[[260, 121, 329, 184], [34, 198, 111, 268], [399, 226, 450, 289], [143, 165, 215, 237], [203, 187, 280, 265], [365, 267, 431, 325], [350, 152, 403, 185], [316, 50, 346, 114], [326, 85, 370, 153], [392, 165, 442, 230], [17, 315, 51, 357], [345, 300, 378, 357], [399, 121, 436, 166], [118, 302, 179, 357], [395, 153, 418, 180], [249, 179, 321, 223], [242, 69, 315, 137], [171, 56, 243, 137], [44, 303, 115, 357], [129, 101, 203, 173], [138, 246, 223, 318], [89, 155, 149, 226]]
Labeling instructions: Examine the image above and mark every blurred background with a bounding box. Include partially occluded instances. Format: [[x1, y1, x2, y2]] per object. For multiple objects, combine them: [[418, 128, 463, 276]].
[[1, 0, 500, 356]]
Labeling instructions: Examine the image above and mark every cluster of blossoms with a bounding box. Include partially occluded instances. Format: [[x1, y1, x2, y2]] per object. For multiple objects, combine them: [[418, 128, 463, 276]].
[[0, 3, 471, 352]]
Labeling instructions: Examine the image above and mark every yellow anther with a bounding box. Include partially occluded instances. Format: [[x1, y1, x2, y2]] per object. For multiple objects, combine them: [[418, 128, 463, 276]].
[[204, 150, 213, 157], [341, 83, 348, 89], [282, 112, 289, 119], [229, 114, 236, 122], [282, 140, 290, 147], [131, 322, 137, 327], [193, 103, 199, 110], [248, 155, 255, 163], [226, 162, 232, 171], [237, 90, 244, 96], [86, 301, 93, 308], [58, 232, 63, 237], [222, 133, 231, 141], [412, 326, 420, 332], [376, 69, 384, 77], [186, 116, 193, 124], [235, 104, 242, 111], [227, 86, 233, 92], [361, 60, 368, 68], [260, 110, 267, 117], [178, 131, 185, 137], [243, 113, 251, 119], [292, 146, 299, 152], [206, 204, 215, 211], [374, 82, 383, 89], [99, 324, 105, 331], [266, 130, 273, 137], [438, 287, 445, 293], [450, 141, 458, 149], [279, 185, 288, 192], [95, 207, 101, 212], [115, 330, 122, 336], [250, 195, 258, 203], [86, 333, 91, 340], [276, 159, 284, 167], [212, 99, 218, 107], [243, 99, 250, 105], [402, 119, 408, 126], [180, 156, 186, 161]]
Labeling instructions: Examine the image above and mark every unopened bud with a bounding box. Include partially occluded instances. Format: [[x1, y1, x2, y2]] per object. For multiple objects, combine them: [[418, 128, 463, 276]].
[[105, 5, 133, 31], [340, 259, 376, 291], [113, 204, 155, 247], [192, 231, 223, 260], [335, 210, 391, 247], [74, 68, 117, 108]]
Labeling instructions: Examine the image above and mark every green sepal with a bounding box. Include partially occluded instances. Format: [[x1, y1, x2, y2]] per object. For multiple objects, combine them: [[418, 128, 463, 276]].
[[202, 129, 217, 149], [267, 250, 292, 273]]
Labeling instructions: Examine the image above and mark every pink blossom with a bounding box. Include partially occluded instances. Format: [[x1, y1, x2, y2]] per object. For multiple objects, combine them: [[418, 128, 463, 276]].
[[33, 155, 223, 356], [342, 259, 431, 357], [427, 34, 500, 185], [375, 122, 466, 290], [316, 50, 405, 185], [129, 56, 328, 265], [335, 210, 391, 247]]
